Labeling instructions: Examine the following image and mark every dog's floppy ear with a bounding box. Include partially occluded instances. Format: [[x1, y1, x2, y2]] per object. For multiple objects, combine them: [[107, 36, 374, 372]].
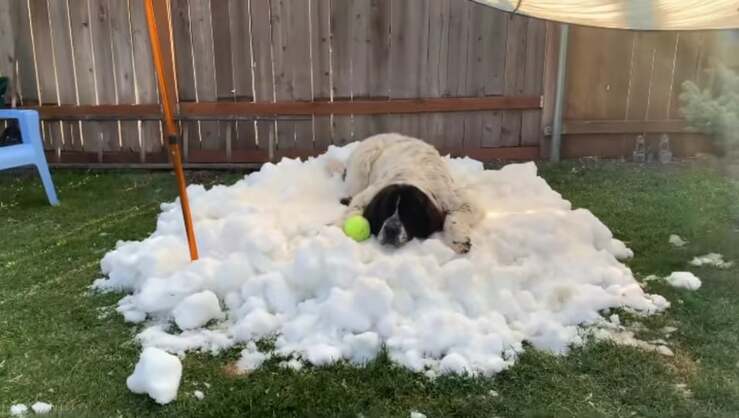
[[398, 186, 445, 239], [363, 185, 399, 236]]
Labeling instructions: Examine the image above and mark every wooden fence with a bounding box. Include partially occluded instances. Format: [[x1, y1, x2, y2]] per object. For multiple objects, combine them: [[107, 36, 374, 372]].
[[558, 26, 733, 158], [0, 0, 734, 165], [0, 0, 546, 165]]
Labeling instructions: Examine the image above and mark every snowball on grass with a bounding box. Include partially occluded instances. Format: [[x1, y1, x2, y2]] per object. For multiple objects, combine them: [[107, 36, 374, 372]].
[[668, 234, 687, 247], [235, 342, 271, 373], [172, 290, 224, 330], [665, 272, 702, 290], [31, 402, 53, 415], [9, 404, 27, 416], [95, 147, 673, 379], [127, 347, 182, 405], [689, 253, 734, 269], [410, 411, 427, 418], [193, 390, 205, 400]]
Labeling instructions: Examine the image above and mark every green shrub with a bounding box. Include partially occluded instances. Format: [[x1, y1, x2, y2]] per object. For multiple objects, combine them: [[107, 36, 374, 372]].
[[679, 65, 739, 155]]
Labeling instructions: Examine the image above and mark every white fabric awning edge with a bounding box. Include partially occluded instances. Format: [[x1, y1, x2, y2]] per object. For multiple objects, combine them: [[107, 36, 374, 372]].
[[470, 0, 739, 31]]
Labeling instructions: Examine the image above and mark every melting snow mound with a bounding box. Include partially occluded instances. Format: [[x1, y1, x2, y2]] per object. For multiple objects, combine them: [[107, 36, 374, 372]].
[[94, 144, 670, 378]]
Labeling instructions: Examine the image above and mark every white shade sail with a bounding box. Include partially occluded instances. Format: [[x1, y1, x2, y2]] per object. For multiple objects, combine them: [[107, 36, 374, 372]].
[[471, 0, 739, 30]]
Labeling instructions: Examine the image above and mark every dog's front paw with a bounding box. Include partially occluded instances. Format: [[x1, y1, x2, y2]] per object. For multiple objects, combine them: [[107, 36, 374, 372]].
[[450, 238, 471, 254]]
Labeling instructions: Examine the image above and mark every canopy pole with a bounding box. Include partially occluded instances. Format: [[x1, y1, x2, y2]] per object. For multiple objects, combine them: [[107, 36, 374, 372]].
[[550, 24, 569, 162], [144, 0, 199, 261]]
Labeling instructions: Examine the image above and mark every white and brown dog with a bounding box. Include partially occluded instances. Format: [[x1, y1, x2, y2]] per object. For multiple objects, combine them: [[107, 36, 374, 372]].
[[337, 133, 482, 254]]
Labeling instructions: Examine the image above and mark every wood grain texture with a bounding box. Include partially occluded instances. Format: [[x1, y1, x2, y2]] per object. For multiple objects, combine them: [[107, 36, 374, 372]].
[[12, 1, 39, 104], [329, 0, 353, 144], [249, 0, 276, 157], [228, 0, 256, 151], [520, 18, 545, 146], [109, 0, 139, 154], [189, 0, 221, 151], [130, 0, 163, 157], [0, 1, 15, 109], [310, 0, 332, 151], [48, 0, 83, 151]]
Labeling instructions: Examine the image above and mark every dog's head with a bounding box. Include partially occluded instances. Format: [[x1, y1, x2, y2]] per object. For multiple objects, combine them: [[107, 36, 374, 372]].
[[363, 184, 446, 248]]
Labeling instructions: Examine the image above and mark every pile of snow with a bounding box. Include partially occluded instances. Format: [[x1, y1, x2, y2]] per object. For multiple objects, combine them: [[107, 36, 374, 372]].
[[668, 234, 687, 247], [689, 253, 734, 269], [127, 347, 182, 404], [665, 272, 702, 290], [94, 144, 671, 381]]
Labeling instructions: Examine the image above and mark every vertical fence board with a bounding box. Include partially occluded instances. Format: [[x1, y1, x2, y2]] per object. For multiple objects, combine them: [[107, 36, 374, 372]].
[[109, 0, 139, 156], [499, 14, 526, 147], [189, 0, 221, 152], [271, 0, 313, 152], [250, 0, 276, 158], [228, 0, 257, 152], [352, 0, 391, 141], [68, 0, 98, 155], [171, 0, 199, 159], [468, 4, 507, 149], [129, 0, 163, 158], [389, 0, 429, 138], [417, 0, 448, 148], [521, 18, 545, 146], [11, 0, 40, 104], [48, 0, 83, 151], [28, 0, 59, 155], [441, 0, 468, 150], [330, 0, 353, 144], [0, 1, 16, 98], [348, 0, 370, 141], [89, 0, 121, 157], [310, 0, 332, 151], [287, 0, 314, 151], [211, 0, 237, 159]]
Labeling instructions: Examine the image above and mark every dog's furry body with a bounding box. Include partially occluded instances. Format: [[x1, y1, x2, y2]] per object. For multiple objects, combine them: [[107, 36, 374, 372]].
[[340, 133, 482, 253]]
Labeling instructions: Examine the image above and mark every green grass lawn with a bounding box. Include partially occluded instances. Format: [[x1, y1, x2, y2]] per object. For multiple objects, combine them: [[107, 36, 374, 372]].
[[1, 162, 737, 418]]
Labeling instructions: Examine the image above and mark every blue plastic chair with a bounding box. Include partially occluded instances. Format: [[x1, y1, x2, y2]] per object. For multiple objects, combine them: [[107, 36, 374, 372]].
[[0, 109, 59, 205]]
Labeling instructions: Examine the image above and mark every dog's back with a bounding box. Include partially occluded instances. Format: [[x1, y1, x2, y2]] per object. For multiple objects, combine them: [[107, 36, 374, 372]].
[[347, 133, 454, 200]]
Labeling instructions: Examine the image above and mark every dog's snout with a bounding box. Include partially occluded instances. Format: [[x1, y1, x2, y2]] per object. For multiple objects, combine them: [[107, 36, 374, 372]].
[[378, 216, 407, 247]]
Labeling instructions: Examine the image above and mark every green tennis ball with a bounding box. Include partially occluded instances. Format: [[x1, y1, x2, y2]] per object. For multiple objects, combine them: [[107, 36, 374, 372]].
[[343, 215, 371, 242]]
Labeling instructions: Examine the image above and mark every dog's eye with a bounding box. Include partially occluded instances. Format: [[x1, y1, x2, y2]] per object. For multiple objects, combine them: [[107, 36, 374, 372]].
[[342, 169, 347, 181]]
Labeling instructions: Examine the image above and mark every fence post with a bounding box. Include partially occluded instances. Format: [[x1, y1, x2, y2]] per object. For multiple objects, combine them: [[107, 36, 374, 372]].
[[550, 24, 569, 162], [540, 21, 559, 159]]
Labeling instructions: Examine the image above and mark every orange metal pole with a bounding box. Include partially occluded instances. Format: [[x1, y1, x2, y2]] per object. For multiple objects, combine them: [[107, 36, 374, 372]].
[[144, 0, 199, 261]]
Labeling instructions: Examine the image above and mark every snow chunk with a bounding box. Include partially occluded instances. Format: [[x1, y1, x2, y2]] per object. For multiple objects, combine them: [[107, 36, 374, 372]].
[[31, 402, 52, 415], [410, 411, 427, 418], [668, 234, 687, 247], [665, 272, 702, 290], [172, 290, 224, 330], [127, 347, 183, 404], [9, 404, 27, 416], [689, 253, 734, 269], [193, 390, 205, 400], [235, 342, 271, 372]]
